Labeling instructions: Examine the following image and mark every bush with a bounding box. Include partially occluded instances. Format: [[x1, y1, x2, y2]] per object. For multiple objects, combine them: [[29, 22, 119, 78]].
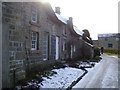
[[94, 47, 101, 57], [104, 48, 120, 55], [36, 70, 57, 78], [53, 61, 67, 69], [94, 56, 102, 60], [26, 60, 56, 78]]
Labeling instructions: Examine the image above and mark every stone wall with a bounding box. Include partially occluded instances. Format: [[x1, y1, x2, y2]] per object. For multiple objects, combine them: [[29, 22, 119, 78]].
[[65, 26, 84, 60], [82, 41, 94, 59], [2, 2, 11, 88], [98, 36, 119, 49], [2, 2, 26, 87]]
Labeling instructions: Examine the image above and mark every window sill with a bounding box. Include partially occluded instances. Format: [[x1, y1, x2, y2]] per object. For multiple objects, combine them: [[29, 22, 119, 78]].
[[62, 34, 67, 37], [29, 21, 41, 27], [31, 50, 40, 54]]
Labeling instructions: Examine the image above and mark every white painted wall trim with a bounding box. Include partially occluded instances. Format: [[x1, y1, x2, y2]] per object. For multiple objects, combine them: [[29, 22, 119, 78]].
[[55, 36, 59, 60]]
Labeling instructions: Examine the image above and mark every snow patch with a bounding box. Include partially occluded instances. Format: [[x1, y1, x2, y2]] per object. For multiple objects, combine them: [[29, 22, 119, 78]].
[[84, 41, 93, 47], [40, 67, 84, 88], [73, 26, 83, 36], [79, 62, 93, 67], [55, 13, 68, 24], [110, 56, 118, 58]]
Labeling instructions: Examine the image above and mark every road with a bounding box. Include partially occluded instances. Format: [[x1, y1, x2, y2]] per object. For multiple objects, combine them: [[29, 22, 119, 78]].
[[73, 54, 119, 89]]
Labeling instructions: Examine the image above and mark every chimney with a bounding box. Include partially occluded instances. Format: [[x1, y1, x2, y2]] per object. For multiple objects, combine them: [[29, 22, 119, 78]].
[[67, 17, 73, 28], [69, 17, 73, 22], [55, 7, 60, 14]]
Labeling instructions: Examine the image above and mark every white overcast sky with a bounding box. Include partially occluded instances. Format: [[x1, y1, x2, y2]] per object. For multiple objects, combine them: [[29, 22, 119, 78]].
[[48, 0, 119, 40]]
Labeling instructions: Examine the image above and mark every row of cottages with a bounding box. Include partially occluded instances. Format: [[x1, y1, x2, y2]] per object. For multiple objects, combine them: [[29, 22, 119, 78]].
[[1, 2, 94, 88]]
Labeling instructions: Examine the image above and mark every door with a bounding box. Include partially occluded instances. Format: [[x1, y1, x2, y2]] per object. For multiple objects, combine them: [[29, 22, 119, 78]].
[[56, 36, 59, 60], [71, 45, 73, 58], [43, 33, 49, 60], [51, 35, 56, 59]]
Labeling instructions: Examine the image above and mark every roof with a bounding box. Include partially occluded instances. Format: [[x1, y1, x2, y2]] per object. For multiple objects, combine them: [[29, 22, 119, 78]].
[[84, 41, 93, 47], [73, 26, 84, 36], [93, 40, 98, 42], [55, 13, 83, 36], [55, 13, 68, 24], [98, 33, 120, 37]]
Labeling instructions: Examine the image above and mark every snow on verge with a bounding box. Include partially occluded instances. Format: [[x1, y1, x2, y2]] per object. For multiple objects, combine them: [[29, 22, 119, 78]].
[[40, 67, 85, 88]]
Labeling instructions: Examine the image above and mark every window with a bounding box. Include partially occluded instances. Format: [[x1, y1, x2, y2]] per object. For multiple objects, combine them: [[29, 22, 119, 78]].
[[108, 43, 113, 48], [51, 35, 56, 59], [6, 8, 12, 14], [31, 32, 38, 50], [105, 37, 108, 41], [52, 25, 55, 34], [63, 39, 66, 51], [63, 26, 66, 35], [73, 45, 76, 52], [31, 6, 37, 23], [116, 38, 119, 41], [43, 33, 49, 60]]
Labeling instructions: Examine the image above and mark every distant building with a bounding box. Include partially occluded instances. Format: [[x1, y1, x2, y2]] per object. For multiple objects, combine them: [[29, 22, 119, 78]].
[[98, 33, 120, 49], [93, 40, 99, 47]]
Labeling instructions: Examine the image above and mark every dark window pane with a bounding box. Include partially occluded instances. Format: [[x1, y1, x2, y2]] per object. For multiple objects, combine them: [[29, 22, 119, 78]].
[[108, 44, 113, 48]]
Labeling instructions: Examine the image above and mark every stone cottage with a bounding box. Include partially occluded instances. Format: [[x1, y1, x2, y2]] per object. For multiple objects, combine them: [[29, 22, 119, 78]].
[[98, 33, 120, 49], [1, 2, 94, 88]]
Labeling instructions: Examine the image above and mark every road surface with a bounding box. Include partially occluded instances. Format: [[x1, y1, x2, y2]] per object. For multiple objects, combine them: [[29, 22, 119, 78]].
[[73, 54, 119, 89]]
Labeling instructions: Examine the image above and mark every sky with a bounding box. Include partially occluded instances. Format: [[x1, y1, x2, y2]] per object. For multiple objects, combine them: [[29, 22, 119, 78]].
[[45, 0, 119, 40]]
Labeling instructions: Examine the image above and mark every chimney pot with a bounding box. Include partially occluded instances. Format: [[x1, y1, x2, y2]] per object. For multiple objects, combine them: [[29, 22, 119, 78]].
[[55, 7, 60, 14], [69, 17, 73, 22]]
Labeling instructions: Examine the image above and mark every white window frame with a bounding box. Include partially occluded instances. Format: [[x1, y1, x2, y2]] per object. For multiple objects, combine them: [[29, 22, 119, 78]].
[[31, 6, 37, 23], [31, 32, 38, 50], [73, 45, 76, 52]]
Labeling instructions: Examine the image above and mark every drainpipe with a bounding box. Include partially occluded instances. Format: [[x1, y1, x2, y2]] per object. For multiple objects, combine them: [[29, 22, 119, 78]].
[[13, 68, 16, 88]]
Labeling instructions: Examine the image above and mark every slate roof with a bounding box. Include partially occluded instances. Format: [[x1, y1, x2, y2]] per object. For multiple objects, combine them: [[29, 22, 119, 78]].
[[98, 33, 120, 37], [55, 13, 83, 36], [73, 26, 83, 36], [55, 13, 68, 24]]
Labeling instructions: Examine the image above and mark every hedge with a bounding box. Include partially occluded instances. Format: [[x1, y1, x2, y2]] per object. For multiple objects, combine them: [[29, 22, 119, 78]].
[[104, 48, 120, 55]]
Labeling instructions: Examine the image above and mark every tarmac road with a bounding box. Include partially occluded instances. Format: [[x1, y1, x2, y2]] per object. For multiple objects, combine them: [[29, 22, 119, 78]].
[[73, 54, 119, 89]]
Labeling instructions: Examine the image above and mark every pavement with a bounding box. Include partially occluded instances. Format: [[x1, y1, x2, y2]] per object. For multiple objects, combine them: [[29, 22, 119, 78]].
[[73, 54, 119, 89]]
